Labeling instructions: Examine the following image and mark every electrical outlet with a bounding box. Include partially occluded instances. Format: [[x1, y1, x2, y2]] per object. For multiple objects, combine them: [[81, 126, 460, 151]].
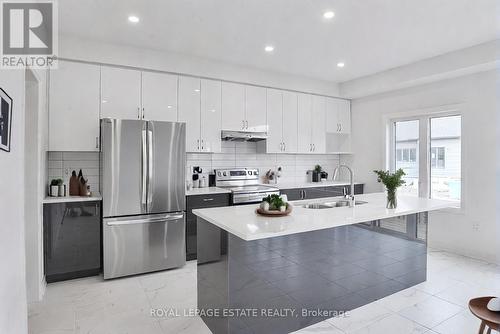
[[64, 168, 69, 176], [472, 222, 480, 232]]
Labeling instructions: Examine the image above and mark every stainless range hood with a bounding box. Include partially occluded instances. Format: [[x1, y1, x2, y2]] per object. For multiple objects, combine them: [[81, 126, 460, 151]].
[[221, 130, 267, 142]]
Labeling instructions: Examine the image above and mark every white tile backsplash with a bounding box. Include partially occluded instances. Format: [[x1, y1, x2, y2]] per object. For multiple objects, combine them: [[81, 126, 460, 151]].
[[47, 151, 100, 193], [187, 142, 341, 184], [48, 144, 341, 194]]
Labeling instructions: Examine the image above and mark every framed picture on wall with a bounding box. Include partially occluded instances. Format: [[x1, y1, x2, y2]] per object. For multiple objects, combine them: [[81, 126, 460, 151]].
[[0, 88, 13, 152]]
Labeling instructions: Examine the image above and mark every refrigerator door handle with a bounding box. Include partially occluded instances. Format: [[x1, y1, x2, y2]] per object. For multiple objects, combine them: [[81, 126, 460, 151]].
[[141, 129, 148, 211], [106, 214, 184, 226], [147, 127, 154, 210]]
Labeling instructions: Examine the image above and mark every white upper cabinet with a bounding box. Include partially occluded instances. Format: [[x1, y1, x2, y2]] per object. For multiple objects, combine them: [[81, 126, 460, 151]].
[[282, 91, 298, 153], [178, 76, 201, 152], [326, 97, 351, 134], [141, 72, 178, 122], [178, 77, 221, 153], [297, 94, 325, 153], [101, 66, 142, 120], [51, 61, 349, 155], [200, 79, 222, 153], [245, 85, 267, 131], [326, 97, 339, 133], [266, 89, 283, 153], [49, 61, 101, 151], [267, 89, 298, 154], [311, 95, 326, 153], [297, 93, 313, 153], [221, 82, 245, 130], [337, 99, 351, 134]]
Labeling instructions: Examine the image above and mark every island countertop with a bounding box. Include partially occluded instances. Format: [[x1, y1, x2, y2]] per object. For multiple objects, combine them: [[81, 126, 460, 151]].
[[192, 192, 454, 241]]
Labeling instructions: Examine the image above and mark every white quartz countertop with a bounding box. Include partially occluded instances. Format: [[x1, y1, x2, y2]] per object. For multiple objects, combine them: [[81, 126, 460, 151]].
[[43, 193, 102, 204], [186, 187, 231, 196], [276, 180, 363, 189], [193, 193, 455, 241]]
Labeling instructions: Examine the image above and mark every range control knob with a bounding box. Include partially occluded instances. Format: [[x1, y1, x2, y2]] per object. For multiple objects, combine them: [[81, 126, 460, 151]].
[[217, 171, 222, 176], [248, 171, 252, 175], [223, 171, 227, 176]]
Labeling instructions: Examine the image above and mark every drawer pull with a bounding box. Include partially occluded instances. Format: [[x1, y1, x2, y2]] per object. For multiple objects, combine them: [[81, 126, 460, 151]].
[[203, 198, 214, 202]]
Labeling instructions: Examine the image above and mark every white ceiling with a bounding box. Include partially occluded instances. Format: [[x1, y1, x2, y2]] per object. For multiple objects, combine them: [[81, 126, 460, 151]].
[[59, 0, 499, 83]]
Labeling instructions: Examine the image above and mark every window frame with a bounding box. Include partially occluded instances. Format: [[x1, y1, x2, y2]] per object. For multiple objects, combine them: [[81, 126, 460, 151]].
[[384, 105, 464, 211]]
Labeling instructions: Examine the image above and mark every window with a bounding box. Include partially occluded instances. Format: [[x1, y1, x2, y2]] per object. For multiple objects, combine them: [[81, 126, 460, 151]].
[[396, 148, 418, 163], [409, 148, 417, 162], [394, 120, 419, 196], [390, 114, 461, 205], [430, 147, 445, 168], [430, 116, 461, 201]]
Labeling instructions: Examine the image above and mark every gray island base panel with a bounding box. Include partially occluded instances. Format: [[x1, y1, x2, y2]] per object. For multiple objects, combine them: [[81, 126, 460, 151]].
[[197, 213, 428, 334]]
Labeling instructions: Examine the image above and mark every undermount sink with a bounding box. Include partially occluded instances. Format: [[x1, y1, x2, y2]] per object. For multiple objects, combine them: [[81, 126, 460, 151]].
[[302, 200, 367, 209]]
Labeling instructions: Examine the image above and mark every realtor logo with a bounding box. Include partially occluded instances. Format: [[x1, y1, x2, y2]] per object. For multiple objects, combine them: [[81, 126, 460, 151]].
[[1, 0, 57, 68]]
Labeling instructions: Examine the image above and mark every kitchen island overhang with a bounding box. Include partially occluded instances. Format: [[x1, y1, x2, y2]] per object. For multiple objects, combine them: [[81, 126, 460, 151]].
[[193, 193, 454, 334]]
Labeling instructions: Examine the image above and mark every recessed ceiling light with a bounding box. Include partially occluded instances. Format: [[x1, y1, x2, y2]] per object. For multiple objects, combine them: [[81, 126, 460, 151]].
[[337, 62, 345, 68], [323, 11, 335, 19], [194, 89, 200, 93], [264, 45, 275, 53], [167, 105, 172, 109], [128, 15, 140, 23]]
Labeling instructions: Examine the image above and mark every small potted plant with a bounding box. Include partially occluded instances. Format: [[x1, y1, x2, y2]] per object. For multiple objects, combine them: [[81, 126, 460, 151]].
[[374, 169, 406, 209], [312, 165, 322, 182]]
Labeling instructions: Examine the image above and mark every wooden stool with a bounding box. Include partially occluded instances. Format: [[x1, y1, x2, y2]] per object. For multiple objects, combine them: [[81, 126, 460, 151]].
[[469, 297, 500, 334]]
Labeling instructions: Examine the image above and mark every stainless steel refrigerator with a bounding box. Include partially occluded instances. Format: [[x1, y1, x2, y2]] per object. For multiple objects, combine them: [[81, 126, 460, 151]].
[[101, 119, 186, 279]]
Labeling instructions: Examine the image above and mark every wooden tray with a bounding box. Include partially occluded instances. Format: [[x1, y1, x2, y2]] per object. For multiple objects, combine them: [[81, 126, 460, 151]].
[[256, 205, 293, 217]]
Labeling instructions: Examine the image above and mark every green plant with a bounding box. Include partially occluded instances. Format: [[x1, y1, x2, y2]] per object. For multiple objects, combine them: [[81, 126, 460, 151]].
[[374, 169, 406, 209], [373, 169, 406, 189], [50, 179, 64, 186], [262, 194, 286, 210], [314, 165, 322, 173]]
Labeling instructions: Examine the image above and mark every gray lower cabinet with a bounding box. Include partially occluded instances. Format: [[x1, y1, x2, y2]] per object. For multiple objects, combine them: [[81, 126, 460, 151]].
[[281, 184, 364, 201], [186, 193, 230, 260], [43, 201, 101, 283]]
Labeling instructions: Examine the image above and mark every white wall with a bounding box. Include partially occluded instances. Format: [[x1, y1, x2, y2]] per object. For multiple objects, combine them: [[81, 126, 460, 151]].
[[340, 40, 499, 99], [0, 71, 28, 333], [24, 68, 48, 303], [59, 35, 340, 97], [347, 70, 498, 263]]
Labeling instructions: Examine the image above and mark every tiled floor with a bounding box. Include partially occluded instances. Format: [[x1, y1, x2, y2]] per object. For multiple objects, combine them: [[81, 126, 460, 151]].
[[29, 250, 500, 334]]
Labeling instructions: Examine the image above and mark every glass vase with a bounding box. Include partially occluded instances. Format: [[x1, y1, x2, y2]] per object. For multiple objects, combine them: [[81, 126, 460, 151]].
[[386, 188, 397, 209]]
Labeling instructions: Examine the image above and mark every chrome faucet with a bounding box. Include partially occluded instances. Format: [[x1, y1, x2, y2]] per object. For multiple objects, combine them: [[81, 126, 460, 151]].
[[333, 164, 355, 208]]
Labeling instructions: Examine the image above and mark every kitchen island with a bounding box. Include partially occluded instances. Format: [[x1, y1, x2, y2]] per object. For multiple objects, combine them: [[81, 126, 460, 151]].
[[193, 193, 453, 334]]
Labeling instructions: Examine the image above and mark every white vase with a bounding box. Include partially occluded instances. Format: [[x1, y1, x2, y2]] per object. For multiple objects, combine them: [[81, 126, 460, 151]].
[[50, 186, 59, 197]]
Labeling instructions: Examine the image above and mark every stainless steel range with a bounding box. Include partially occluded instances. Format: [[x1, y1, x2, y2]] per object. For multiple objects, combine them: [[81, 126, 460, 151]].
[[215, 168, 280, 205]]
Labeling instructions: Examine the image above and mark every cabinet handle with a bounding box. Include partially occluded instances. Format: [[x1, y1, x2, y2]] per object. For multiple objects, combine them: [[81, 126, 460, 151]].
[[142, 107, 145, 119], [201, 139, 204, 150], [242, 120, 245, 129], [197, 139, 200, 150], [203, 198, 214, 202], [283, 142, 286, 151], [95, 136, 99, 149], [246, 120, 249, 129], [137, 107, 140, 119]]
